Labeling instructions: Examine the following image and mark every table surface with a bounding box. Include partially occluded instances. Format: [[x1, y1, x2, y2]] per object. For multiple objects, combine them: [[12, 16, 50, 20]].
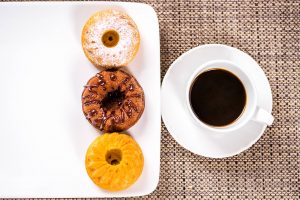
[[1, 0, 299, 199]]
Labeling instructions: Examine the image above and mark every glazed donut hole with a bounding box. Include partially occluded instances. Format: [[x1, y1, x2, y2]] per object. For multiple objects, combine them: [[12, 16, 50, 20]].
[[101, 30, 119, 48], [105, 149, 122, 165], [101, 88, 125, 110]]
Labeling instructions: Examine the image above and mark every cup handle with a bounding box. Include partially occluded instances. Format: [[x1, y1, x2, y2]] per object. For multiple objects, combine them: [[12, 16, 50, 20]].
[[252, 107, 274, 126]]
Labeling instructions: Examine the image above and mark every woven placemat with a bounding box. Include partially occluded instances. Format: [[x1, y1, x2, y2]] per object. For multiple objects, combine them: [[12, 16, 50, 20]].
[[126, 0, 300, 199], [2, 0, 299, 199]]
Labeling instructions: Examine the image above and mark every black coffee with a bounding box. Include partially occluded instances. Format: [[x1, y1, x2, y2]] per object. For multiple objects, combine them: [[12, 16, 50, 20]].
[[189, 69, 246, 127]]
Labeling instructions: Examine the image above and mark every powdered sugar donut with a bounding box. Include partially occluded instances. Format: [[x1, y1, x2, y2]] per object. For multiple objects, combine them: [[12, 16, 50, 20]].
[[82, 10, 140, 68]]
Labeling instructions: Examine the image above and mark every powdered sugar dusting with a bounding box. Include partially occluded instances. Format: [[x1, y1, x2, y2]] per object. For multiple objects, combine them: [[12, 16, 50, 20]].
[[83, 10, 139, 67]]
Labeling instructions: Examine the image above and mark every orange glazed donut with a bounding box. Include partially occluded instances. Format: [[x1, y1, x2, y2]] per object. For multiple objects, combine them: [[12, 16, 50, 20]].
[[85, 133, 144, 191], [81, 9, 140, 68], [82, 69, 145, 132]]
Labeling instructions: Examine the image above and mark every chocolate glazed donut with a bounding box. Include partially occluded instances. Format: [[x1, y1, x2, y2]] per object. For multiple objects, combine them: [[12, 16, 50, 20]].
[[81, 69, 145, 132]]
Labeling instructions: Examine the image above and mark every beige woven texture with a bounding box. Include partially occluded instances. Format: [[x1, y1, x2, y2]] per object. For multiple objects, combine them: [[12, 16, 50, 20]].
[[3, 0, 299, 199], [134, 0, 300, 199]]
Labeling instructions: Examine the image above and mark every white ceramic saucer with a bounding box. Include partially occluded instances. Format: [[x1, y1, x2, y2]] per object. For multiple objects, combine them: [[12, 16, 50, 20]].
[[161, 44, 273, 158]]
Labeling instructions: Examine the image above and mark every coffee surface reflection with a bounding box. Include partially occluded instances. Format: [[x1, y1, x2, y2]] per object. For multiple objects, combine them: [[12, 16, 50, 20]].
[[189, 69, 246, 127]]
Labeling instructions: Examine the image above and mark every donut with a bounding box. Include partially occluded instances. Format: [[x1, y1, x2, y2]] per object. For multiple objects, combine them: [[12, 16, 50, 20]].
[[85, 133, 144, 191], [82, 69, 145, 132], [81, 9, 140, 68]]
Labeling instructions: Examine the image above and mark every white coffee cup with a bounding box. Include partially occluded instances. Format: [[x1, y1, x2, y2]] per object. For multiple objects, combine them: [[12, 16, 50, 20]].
[[186, 60, 274, 133]]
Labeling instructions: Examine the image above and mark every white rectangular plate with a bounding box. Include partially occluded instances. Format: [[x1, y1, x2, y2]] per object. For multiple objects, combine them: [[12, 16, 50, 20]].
[[0, 2, 160, 198]]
